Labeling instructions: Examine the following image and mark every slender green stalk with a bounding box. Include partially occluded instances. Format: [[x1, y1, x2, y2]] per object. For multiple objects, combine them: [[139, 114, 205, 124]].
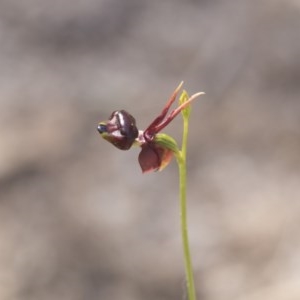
[[176, 113, 196, 300]]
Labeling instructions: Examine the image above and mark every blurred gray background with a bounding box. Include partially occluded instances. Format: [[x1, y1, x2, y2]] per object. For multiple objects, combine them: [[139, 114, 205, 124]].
[[0, 0, 299, 299]]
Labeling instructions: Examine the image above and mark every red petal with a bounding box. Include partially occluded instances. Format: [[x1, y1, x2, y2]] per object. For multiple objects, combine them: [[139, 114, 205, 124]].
[[138, 143, 173, 173], [138, 144, 160, 173]]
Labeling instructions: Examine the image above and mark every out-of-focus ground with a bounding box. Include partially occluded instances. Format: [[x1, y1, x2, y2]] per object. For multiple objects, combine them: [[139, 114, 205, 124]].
[[0, 1, 300, 299]]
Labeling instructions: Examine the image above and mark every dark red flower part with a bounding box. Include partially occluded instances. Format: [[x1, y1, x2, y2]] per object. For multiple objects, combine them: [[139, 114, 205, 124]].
[[97, 110, 138, 150], [138, 142, 174, 173], [143, 82, 183, 142]]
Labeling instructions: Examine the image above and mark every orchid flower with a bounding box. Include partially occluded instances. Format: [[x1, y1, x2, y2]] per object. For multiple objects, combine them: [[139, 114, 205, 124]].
[[97, 82, 204, 173]]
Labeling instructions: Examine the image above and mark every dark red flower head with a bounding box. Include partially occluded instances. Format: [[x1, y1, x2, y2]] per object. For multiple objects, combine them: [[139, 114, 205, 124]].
[[98, 82, 204, 172]]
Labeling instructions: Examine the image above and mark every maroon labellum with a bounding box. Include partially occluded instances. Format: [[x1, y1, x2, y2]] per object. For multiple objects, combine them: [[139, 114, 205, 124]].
[[97, 110, 138, 150]]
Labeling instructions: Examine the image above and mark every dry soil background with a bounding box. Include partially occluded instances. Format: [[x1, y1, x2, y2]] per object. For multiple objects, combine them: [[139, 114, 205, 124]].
[[0, 1, 300, 300]]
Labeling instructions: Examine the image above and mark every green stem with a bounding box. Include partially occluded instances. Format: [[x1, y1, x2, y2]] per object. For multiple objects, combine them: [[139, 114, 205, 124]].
[[176, 116, 196, 300]]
